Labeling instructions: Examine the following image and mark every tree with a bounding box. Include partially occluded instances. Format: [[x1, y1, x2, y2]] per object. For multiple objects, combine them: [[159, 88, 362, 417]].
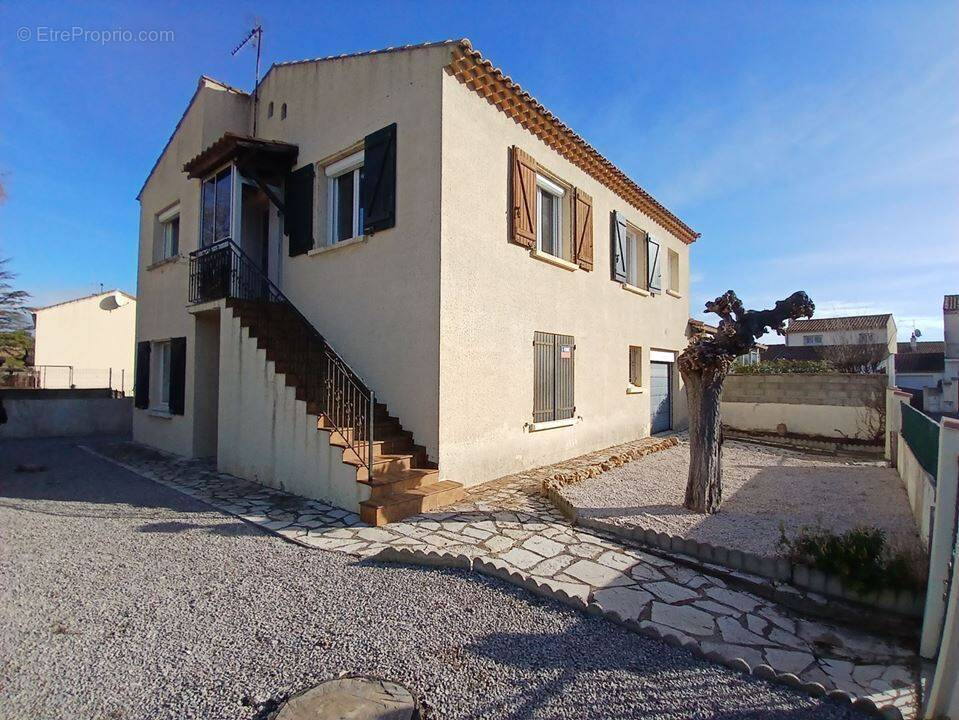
[[0, 258, 30, 333], [679, 290, 815, 513]]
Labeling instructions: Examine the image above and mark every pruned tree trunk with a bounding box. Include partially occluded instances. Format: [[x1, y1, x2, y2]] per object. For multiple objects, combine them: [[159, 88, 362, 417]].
[[680, 290, 816, 514], [680, 364, 726, 513]]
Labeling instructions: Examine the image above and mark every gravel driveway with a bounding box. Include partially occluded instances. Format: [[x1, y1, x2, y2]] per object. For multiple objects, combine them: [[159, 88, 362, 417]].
[[0, 437, 867, 719], [561, 439, 922, 558]]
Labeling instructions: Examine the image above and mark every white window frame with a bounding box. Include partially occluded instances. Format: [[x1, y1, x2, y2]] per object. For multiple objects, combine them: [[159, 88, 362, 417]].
[[804, 335, 824, 345], [535, 174, 565, 259], [151, 340, 172, 413], [154, 204, 180, 263], [326, 150, 364, 246], [623, 226, 641, 288]]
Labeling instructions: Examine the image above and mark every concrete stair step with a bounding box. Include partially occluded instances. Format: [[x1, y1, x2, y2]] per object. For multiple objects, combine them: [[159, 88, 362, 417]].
[[359, 480, 464, 526]]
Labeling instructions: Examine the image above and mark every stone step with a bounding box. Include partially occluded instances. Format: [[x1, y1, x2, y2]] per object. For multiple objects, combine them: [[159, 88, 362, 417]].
[[359, 480, 465, 526]]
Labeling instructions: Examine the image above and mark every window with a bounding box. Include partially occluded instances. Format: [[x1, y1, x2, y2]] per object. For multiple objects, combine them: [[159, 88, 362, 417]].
[[267, 101, 274, 118], [200, 166, 233, 247], [152, 340, 171, 412], [622, 226, 645, 288], [281, 102, 287, 120], [668, 248, 680, 292], [325, 150, 364, 244], [533, 331, 575, 425], [804, 335, 824, 345], [536, 174, 567, 260], [858, 332, 876, 344], [629, 346, 643, 388], [153, 204, 180, 263]]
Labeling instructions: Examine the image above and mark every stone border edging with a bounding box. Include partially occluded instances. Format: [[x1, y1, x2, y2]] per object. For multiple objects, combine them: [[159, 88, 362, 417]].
[[371, 545, 904, 720], [539, 435, 680, 494]]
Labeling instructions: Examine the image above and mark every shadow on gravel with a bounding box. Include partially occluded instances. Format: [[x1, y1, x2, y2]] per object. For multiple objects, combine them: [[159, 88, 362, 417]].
[[137, 520, 264, 537]]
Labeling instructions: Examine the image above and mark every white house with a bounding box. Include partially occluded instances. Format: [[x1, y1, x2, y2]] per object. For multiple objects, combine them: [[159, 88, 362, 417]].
[[31, 290, 136, 394], [132, 39, 698, 524]]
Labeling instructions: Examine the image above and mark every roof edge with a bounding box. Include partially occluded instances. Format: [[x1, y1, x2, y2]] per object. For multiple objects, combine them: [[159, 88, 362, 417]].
[[30, 289, 136, 313]]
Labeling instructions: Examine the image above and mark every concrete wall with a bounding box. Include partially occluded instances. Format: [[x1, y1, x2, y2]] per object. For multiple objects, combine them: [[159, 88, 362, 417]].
[[254, 46, 449, 462], [33, 291, 136, 393], [896, 433, 936, 548], [0, 396, 132, 438], [216, 308, 368, 510], [134, 79, 251, 458], [437, 69, 692, 488], [721, 374, 885, 441]]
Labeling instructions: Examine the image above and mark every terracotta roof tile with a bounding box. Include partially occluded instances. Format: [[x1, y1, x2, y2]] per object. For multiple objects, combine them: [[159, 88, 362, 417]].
[[786, 314, 891, 334], [944, 295, 959, 312]]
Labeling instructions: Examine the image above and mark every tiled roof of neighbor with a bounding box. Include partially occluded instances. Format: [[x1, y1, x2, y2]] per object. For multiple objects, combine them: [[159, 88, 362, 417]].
[[897, 351, 945, 374], [897, 341, 945, 355], [786, 314, 891, 333], [29, 289, 136, 313], [945, 295, 959, 312]]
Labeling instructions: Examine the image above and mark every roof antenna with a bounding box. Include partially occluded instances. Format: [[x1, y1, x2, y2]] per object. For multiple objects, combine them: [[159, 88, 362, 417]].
[[232, 23, 263, 137]]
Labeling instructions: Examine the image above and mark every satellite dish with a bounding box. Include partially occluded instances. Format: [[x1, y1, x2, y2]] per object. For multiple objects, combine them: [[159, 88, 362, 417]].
[[99, 292, 130, 311]]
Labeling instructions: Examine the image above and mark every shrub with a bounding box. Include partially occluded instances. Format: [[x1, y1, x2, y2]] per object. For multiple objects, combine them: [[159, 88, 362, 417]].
[[778, 523, 926, 593], [732, 359, 834, 375]]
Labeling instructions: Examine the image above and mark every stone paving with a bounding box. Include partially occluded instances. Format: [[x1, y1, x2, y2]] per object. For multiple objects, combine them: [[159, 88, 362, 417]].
[[84, 440, 919, 719]]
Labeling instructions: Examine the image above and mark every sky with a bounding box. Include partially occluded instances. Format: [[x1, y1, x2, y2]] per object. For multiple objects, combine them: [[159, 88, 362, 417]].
[[1, 1, 956, 342]]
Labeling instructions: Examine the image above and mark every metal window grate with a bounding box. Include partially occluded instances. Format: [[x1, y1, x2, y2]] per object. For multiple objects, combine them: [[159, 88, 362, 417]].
[[533, 331, 574, 423]]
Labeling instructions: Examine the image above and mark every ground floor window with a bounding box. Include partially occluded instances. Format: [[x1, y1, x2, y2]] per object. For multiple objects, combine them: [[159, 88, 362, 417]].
[[533, 331, 575, 423], [152, 340, 171, 412], [628, 345, 643, 388]]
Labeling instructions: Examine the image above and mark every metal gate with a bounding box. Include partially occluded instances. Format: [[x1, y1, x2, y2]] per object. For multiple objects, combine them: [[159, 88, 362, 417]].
[[650, 361, 672, 433], [533, 332, 575, 423]]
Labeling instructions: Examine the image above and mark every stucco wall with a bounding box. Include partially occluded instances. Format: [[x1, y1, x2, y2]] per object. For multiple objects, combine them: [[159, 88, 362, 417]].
[[0, 396, 132, 438], [33, 292, 136, 392], [722, 374, 885, 440], [216, 309, 367, 509], [437, 71, 691, 488], [133, 80, 252, 457], [249, 46, 449, 462]]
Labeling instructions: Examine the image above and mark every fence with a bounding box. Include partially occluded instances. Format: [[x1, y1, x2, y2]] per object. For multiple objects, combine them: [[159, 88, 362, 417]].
[[902, 403, 941, 480], [1, 366, 129, 395]]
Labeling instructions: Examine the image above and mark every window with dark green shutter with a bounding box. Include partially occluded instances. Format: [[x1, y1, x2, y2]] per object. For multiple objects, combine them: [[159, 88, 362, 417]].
[[168, 337, 186, 415], [361, 123, 396, 234], [285, 164, 315, 256], [533, 332, 575, 423], [135, 341, 151, 409]]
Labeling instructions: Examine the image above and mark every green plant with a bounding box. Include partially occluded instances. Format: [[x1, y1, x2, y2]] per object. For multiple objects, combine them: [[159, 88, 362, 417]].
[[732, 359, 834, 374], [778, 523, 926, 593]]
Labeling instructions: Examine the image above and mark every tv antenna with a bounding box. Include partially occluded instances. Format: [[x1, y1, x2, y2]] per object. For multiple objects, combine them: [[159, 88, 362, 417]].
[[232, 24, 263, 136]]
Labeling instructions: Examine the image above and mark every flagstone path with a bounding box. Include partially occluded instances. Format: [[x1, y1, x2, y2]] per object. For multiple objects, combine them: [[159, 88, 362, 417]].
[[84, 440, 918, 719]]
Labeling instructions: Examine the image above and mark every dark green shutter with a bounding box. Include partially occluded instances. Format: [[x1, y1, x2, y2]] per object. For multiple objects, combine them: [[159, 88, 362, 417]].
[[647, 236, 662, 293], [169, 336, 186, 415], [610, 211, 628, 282], [361, 123, 397, 233], [135, 341, 151, 409], [284, 164, 315, 256]]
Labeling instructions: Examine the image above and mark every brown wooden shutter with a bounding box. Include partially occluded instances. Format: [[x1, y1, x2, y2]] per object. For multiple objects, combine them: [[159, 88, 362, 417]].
[[510, 146, 536, 248], [572, 188, 593, 271]]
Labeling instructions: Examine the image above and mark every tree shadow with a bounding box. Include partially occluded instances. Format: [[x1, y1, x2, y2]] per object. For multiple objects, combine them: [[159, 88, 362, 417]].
[[137, 519, 264, 537]]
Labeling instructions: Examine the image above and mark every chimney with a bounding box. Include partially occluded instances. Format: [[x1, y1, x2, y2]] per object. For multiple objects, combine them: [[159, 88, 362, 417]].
[[945, 295, 959, 359]]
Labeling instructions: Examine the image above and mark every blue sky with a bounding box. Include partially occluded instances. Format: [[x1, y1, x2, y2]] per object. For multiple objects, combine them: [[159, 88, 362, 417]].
[[1, 1, 956, 341]]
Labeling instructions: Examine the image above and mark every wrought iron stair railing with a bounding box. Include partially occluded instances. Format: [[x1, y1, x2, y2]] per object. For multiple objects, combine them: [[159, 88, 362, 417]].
[[189, 239, 375, 475]]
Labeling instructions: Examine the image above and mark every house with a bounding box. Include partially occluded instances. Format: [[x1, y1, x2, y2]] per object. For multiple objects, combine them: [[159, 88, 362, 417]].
[[687, 319, 765, 365], [30, 290, 136, 393], [133, 39, 697, 525], [897, 295, 959, 416], [762, 313, 897, 377]]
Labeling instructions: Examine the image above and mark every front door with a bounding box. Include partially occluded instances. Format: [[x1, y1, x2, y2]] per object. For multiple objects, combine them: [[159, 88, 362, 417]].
[[650, 361, 672, 433]]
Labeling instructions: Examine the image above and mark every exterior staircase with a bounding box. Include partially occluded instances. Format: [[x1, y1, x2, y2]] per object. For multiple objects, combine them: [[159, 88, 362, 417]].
[[224, 297, 463, 525]]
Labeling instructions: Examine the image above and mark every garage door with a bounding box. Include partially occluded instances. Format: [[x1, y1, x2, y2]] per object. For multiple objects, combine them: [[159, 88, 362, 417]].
[[650, 362, 672, 434]]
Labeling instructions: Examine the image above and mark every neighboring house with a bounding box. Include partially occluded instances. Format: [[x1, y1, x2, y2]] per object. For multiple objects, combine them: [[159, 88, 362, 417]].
[[31, 290, 136, 393], [133, 39, 697, 525], [899, 295, 959, 416], [687, 319, 765, 365]]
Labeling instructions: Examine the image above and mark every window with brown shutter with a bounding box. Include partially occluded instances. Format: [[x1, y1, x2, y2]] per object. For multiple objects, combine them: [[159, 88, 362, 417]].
[[510, 146, 537, 248], [572, 188, 593, 271]]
